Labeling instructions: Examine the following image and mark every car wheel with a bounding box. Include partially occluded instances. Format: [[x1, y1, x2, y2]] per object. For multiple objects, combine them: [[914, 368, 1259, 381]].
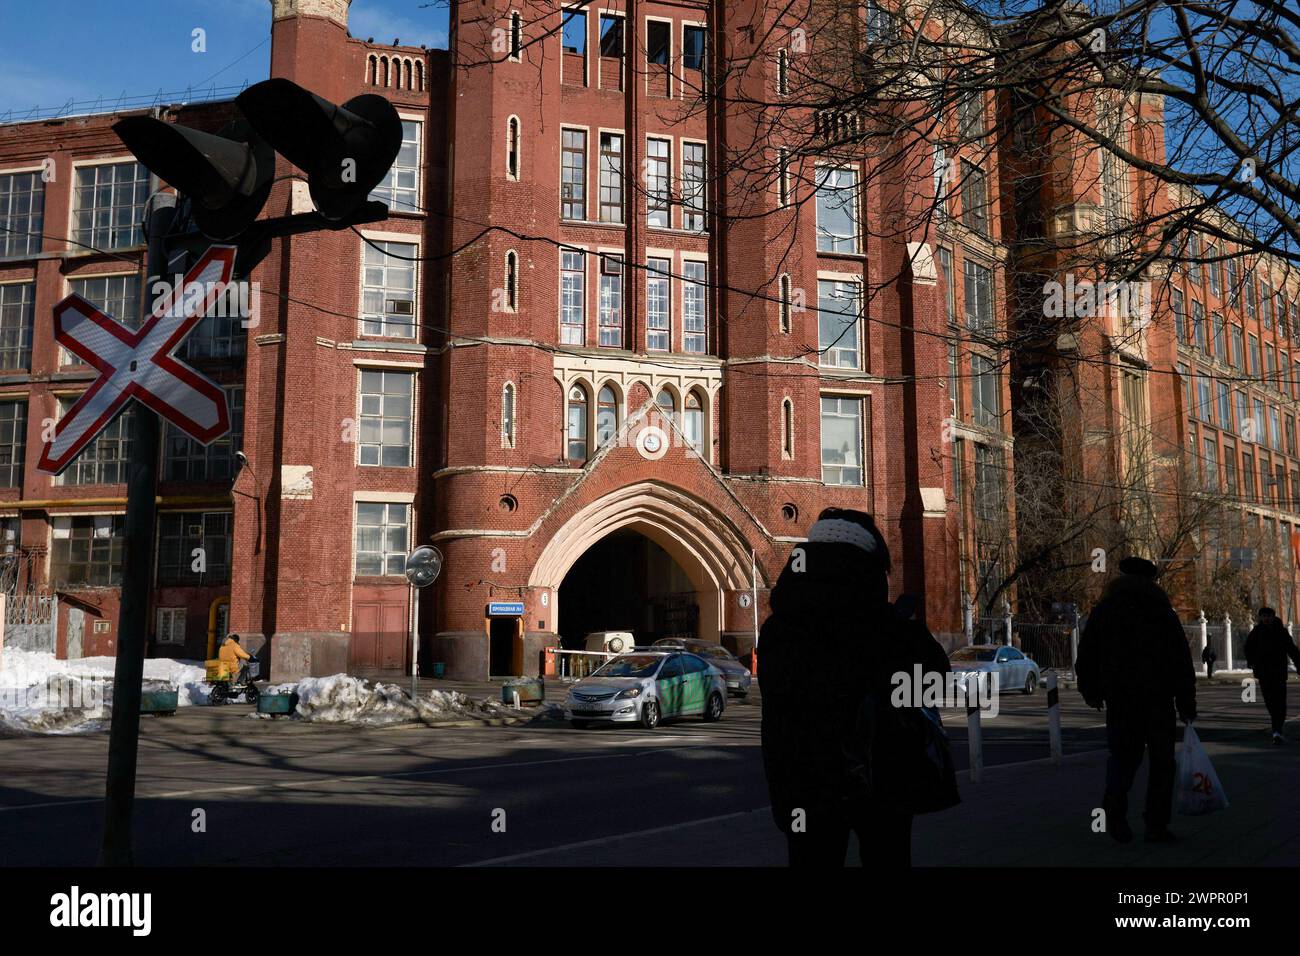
[[570, 720, 589, 730], [641, 700, 661, 729], [1023, 673, 1036, 695], [703, 692, 724, 723]]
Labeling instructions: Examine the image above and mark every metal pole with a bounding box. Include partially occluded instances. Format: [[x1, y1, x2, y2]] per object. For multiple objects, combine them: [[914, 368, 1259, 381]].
[[966, 686, 983, 784], [750, 549, 758, 675], [98, 191, 176, 866], [1047, 671, 1062, 766], [963, 593, 973, 645], [1225, 614, 1235, 672], [1198, 610, 1208, 675], [410, 583, 419, 701]]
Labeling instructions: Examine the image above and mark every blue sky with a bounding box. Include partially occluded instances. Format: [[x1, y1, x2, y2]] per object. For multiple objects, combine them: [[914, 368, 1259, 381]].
[[0, 0, 449, 118]]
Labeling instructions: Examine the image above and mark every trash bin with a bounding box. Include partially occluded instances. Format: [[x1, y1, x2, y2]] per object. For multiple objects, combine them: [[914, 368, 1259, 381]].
[[502, 676, 543, 706], [139, 690, 179, 716]]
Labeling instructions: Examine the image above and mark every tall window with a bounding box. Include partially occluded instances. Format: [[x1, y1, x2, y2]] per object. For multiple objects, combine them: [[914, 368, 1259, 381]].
[[358, 369, 413, 467], [1248, 333, 1260, 376], [1212, 312, 1226, 360], [866, 0, 900, 42], [937, 247, 955, 324], [963, 259, 993, 330], [0, 282, 33, 370], [818, 279, 861, 369], [1230, 324, 1244, 370], [71, 274, 141, 329], [933, 144, 949, 219], [1227, 258, 1239, 306], [370, 120, 421, 212], [509, 11, 523, 60], [960, 160, 989, 236], [73, 162, 148, 250], [656, 389, 676, 427], [647, 20, 670, 65], [1261, 281, 1273, 329], [0, 171, 44, 259], [506, 117, 521, 179], [683, 25, 707, 71], [1218, 381, 1232, 431], [561, 129, 587, 220], [599, 133, 623, 223], [682, 260, 707, 353], [184, 305, 247, 359], [1192, 300, 1206, 353], [778, 148, 791, 206], [158, 512, 232, 586], [971, 353, 1000, 429], [164, 386, 243, 480], [561, 250, 586, 345], [597, 385, 618, 446], [361, 240, 416, 338], [815, 167, 859, 253], [779, 274, 792, 332], [1171, 287, 1185, 342], [647, 138, 671, 227], [50, 515, 125, 587], [58, 399, 133, 485], [598, 254, 623, 346], [501, 382, 516, 447], [600, 14, 624, 57], [958, 84, 985, 140], [974, 444, 1004, 522], [821, 396, 864, 486], [562, 9, 587, 54], [781, 398, 794, 458], [354, 503, 409, 576], [777, 49, 790, 96], [1208, 245, 1221, 295], [504, 250, 519, 311], [684, 391, 704, 451], [567, 385, 589, 460], [647, 257, 671, 350], [682, 142, 706, 231], [0, 400, 25, 487]]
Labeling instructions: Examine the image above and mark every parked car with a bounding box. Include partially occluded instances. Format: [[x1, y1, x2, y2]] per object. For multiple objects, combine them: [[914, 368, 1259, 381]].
[[564, 651, 727, 729], [948, 644, 1041, 696], [651, 638, 753, 699]]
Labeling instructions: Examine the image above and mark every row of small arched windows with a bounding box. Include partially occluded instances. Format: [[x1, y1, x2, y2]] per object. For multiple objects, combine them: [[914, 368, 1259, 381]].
[[367, 54, 425, 92]]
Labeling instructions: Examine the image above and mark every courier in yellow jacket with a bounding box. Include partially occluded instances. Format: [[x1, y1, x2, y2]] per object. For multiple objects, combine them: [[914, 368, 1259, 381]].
[[218, 634, 251, 679]]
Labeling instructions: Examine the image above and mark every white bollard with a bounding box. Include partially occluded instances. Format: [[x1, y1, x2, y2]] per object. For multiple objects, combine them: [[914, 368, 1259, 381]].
[[512, 689, 520, 709], [1047, 671, 1062, 766]]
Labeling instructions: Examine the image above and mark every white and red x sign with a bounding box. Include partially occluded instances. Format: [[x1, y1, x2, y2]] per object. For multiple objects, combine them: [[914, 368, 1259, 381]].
[[38, 245, 237, 476]]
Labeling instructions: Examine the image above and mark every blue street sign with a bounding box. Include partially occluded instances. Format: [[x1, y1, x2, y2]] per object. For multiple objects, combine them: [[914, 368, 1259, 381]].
[[487, 602, 525, 617]]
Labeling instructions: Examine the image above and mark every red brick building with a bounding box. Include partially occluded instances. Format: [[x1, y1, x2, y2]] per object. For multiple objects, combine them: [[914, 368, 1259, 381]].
[[0, 0, 1006, 680]]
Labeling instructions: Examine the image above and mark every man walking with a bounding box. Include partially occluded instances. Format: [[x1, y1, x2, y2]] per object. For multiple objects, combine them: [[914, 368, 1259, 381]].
[[1244, 608, 1300, 744], [1077, 557, 1197, 844]]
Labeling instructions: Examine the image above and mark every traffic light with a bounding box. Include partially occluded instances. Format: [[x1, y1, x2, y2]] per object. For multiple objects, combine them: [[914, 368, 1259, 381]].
[[113, 78, 403, 240], [113, 117, 274, 241], [236, 78, 404, 222]]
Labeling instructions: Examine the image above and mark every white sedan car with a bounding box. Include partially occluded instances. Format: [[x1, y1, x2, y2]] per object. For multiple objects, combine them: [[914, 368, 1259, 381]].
[[948, 645, 1041, 696], [564, 651, 727, 729]]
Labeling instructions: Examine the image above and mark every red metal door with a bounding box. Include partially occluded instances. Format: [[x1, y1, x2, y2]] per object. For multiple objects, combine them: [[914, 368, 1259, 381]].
[[352, 586, 409, 676]]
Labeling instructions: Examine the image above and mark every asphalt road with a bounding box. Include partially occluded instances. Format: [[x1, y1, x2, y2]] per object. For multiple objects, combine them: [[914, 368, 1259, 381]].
[[0, 680, 1272, 866]]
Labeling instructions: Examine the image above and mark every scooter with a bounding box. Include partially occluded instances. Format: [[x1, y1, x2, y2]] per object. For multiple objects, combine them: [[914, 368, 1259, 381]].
[[207, 660, 261, 706]]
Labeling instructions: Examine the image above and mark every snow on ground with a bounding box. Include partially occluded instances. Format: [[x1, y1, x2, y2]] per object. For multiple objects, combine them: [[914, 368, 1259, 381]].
[[0, 646, 210, 735], [290, 674, 552, 726]]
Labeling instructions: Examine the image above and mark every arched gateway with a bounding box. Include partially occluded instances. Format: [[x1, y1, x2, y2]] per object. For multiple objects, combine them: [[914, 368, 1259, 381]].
[[530, 482, 760, 647]]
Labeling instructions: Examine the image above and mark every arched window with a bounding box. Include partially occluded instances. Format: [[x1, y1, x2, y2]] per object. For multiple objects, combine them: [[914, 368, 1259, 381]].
[[656, 388, 676, 430], [404, 59, 414, 90], [597, 385, 618, 446], [782, 397, 794, 458], [779, 274, 792, 332], [777, 49, 790, 96], [684, 391, 704, 451], [510, 12, 523, 61], [504, 250, 518, 311], [367, 55, 377, 85], [501, 382, 516, 447], [506, 117, 520, 180], [381, 56, 390, 87], [415, 60, 425, 91], [567, 385, 589, 461]]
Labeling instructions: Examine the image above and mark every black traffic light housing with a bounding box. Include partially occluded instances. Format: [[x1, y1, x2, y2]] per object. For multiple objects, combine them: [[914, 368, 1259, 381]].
[[114, 78, 404, 245], [113, 117, 275, 241], [237, 78, 404, 222]]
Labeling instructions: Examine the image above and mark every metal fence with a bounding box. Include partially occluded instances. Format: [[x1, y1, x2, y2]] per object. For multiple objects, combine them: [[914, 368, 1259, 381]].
[[1014, 622, 1074, 671], [3, 592, 57, 654], [552, 649, 616, 681]]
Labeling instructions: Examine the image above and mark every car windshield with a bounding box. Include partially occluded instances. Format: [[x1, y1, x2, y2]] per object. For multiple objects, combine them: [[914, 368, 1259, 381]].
[[701, 646, 735, 661], [592, 655, 662, 678], [950, 648, 998, 663]]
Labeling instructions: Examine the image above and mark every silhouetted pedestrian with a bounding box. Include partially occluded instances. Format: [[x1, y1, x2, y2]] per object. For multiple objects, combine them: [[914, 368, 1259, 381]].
[[1244, 607, 1300, 744], [759, 508, 954, 867], [1077, 557, 1197, 844], [1202, 644, 1218, 679]]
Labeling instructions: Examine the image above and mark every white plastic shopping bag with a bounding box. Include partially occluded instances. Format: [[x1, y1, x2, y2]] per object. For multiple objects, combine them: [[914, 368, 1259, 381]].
[[1176, 724, 1228, 816]]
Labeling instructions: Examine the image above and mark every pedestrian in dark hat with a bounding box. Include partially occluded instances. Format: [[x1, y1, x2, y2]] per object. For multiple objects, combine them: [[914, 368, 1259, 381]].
[[1244, 607, 1300, 744], [1076, 555, 1197, 844]]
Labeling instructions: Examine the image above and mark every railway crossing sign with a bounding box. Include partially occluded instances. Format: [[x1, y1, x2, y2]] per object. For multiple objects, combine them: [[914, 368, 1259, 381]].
[[37, 245, 236, 476]]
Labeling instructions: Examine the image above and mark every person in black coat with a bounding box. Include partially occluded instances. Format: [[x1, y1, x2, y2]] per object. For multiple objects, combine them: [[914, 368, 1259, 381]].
[[759, 508, 951, 867], [1243, 608, 1300, 743], [1076, 556, 1197, 844], [1202, 644, 1218, 679]]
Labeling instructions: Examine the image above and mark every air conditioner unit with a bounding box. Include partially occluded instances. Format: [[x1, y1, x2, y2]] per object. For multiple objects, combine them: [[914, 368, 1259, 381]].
[[187, 525, 203, 538], [601, 255, 622, 275], [387, 299, 414, 315]]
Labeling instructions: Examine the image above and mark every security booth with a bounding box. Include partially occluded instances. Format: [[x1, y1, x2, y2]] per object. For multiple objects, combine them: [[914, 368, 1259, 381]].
[[486, 601, 525, 677]]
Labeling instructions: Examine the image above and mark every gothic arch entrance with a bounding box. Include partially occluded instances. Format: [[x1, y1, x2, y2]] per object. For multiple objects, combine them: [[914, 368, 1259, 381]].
[[529, 482, 758, 647]]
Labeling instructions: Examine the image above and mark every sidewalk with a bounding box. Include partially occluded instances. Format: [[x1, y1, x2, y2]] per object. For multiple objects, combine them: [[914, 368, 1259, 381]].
[[479, 730, 1300, 867]]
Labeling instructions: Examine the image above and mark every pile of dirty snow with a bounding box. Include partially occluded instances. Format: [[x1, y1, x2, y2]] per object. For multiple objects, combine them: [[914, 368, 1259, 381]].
[[0, 646, 210, 735], [291, 674, 535, 726]]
